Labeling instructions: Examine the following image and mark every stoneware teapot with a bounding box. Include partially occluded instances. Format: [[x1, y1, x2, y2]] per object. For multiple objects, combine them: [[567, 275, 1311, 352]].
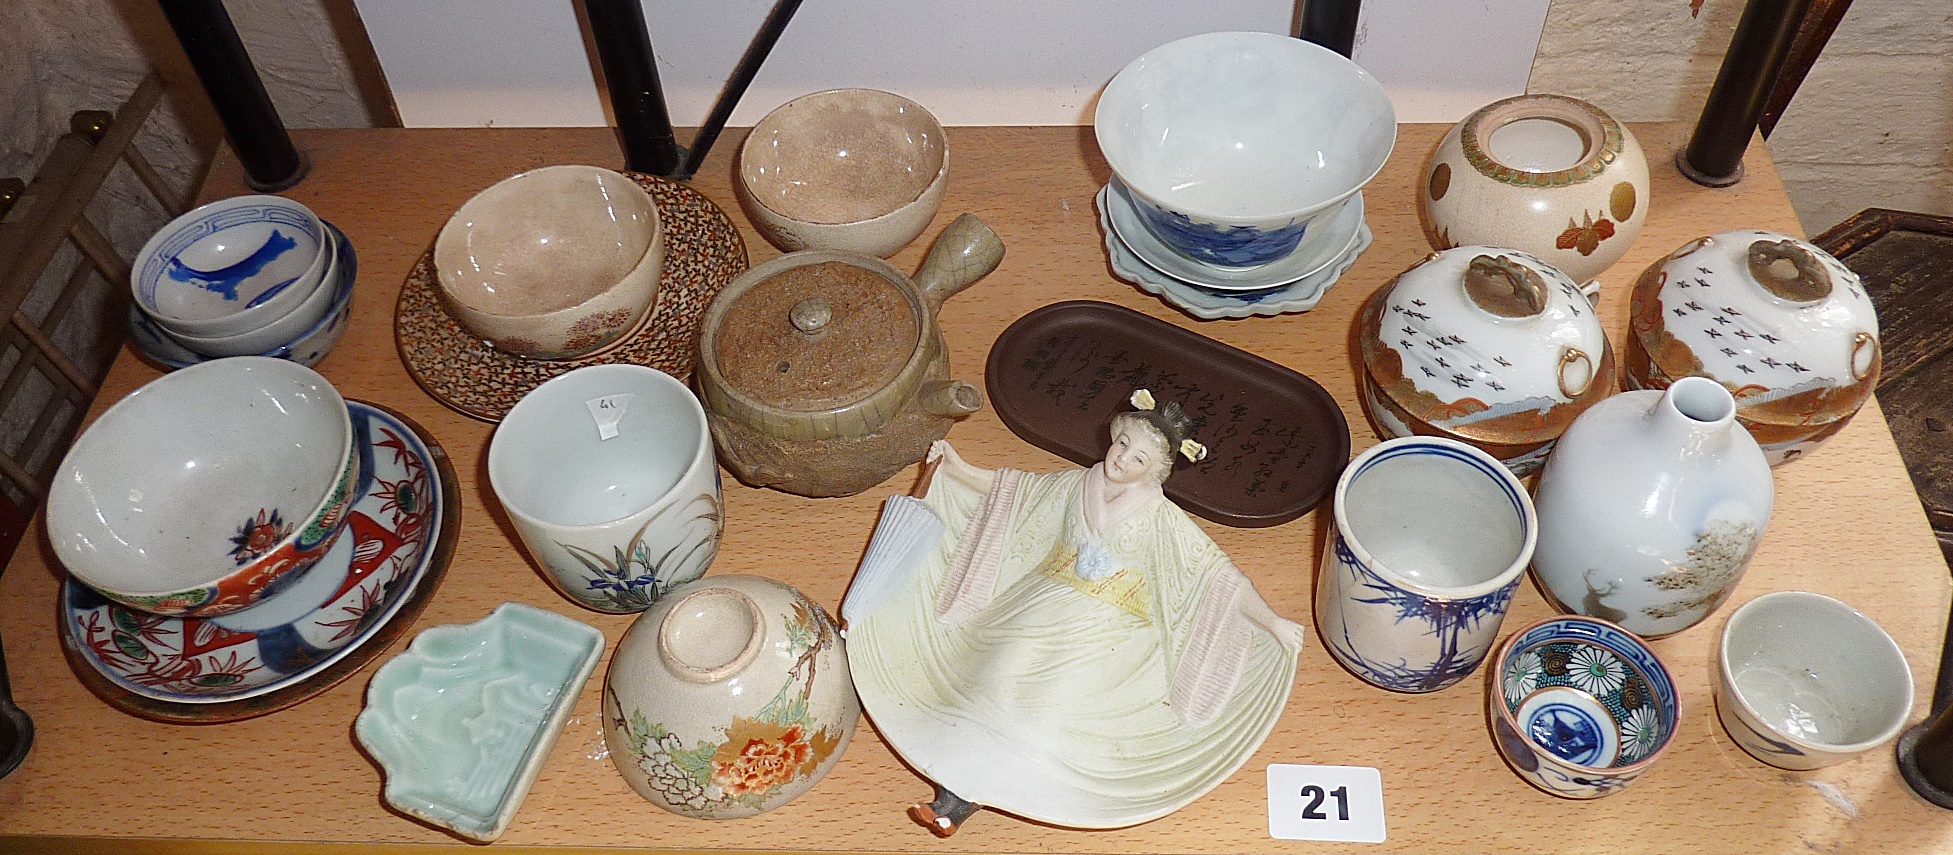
[[695, 214, 1003, 497]]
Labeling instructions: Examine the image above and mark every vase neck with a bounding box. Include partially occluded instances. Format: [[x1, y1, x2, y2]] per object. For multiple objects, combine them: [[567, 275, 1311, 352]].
[[1645, 376, 1738, 458]]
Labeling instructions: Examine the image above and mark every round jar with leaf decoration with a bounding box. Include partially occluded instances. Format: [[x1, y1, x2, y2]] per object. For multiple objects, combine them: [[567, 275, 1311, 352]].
[[604, 575, 859, 819], [1358, 247, 1615, 475], [1418, 94, 1648, 298], [1624, 229, 1879, 466]]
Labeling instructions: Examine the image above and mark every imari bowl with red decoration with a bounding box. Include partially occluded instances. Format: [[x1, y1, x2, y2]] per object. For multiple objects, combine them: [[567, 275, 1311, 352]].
[[48, 356, 359, 618]]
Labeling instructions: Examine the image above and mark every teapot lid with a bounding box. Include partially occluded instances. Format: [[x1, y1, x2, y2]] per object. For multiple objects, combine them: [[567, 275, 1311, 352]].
[[1360, 247, 1613, 446], [710, 259, 922, 411]]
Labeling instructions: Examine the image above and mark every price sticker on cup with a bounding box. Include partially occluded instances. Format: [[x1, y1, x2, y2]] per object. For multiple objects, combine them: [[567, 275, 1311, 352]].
[[585, 394, 634, 440], [1266, 764, 1385, 843]]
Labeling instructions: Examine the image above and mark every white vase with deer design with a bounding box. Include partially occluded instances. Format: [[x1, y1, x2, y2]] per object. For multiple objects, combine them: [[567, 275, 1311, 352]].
[[1530, 376, 1774, 637]]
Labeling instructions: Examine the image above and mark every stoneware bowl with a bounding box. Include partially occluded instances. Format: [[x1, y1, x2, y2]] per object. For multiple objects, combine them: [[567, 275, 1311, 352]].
[[1094, 31, 1396, 269], [1357, 247, 1616, 475], [487, 363, 721, 613], [1488, 616, 1680, 799], [434, 164, 663, 360], [132, 193, 331, 339], [604, 574, 858, 818], [738, 88, 949, 258], [1625, 229, 1879, 465], [47, 357, 360, 618], [1316, 436, 1536, 693], [164, 222, 346, 357], [1419, 94, 1649, 295], [1715, 591, 1913, 770]]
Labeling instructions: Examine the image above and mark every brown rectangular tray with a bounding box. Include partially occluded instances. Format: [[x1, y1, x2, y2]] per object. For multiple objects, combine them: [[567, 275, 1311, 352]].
[[985, 301, 1349, 527]]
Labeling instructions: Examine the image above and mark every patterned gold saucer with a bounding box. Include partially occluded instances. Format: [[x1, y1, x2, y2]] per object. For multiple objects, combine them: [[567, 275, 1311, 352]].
[[396, 173, 748, 421]]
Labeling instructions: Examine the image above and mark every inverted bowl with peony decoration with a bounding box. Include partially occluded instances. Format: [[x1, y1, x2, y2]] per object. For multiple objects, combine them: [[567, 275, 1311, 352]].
[[603, 575, 858, 818]]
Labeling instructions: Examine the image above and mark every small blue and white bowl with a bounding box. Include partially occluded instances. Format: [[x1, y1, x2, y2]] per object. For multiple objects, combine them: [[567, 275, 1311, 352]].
[[1094, 31, 1396, 269], [1488, 616, 1680, 799], [132, 194, 331, 339], [129, 221, 357, 369]]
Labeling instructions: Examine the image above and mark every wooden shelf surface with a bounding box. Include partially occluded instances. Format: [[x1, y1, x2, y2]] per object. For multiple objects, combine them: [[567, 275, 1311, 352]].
[[0, 125, 1947, 853]]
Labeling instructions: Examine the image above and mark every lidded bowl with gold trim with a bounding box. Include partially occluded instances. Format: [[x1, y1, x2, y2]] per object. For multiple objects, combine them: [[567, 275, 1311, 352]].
[[1418, 94, 1648, 298], [1359, 248, 1615, 475], [1624, 230, 1879, 466]]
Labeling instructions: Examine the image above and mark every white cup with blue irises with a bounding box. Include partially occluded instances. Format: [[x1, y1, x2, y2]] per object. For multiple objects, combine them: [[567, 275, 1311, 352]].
[[1314, 436, 1535, 693], [488, 364, 722, 613]]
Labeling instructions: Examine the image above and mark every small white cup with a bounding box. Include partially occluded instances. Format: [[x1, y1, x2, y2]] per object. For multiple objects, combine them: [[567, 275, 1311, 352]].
[[1715, 590, 1914, 770], [1315, 436, 1536, 693], [488, 364, 721, 613]]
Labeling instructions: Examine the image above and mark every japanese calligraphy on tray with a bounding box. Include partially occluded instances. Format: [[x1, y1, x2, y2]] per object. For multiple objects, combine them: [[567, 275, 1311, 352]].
[[985, 301, 1350, 528]]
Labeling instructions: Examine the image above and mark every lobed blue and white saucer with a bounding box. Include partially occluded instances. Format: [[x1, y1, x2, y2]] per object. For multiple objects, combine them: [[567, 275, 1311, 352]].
[[1097, 182, 1370, 319]]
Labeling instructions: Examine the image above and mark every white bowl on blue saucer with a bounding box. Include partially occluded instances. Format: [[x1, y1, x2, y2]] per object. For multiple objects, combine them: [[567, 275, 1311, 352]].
[[132, 194, 331, 339], [1095, 31, 1395, 270], [129, 220, 357, 369]]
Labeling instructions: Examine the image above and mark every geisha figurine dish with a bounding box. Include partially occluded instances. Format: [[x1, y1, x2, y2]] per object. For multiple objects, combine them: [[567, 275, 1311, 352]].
[[844, 390, 1306, 834]]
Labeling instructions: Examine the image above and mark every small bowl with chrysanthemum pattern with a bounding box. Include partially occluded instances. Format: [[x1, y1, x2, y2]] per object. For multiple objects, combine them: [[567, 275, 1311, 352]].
[[1487, 615, 1679, 799]]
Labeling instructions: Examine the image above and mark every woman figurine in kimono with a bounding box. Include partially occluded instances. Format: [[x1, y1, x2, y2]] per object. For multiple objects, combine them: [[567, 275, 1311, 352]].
[[845, 390, 1306, 835]]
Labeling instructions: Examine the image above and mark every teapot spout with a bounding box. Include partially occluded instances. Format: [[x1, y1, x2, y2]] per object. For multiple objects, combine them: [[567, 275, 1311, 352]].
[[918, 380, 983, 419]]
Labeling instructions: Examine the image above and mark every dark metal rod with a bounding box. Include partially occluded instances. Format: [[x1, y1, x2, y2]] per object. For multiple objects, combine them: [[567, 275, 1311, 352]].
[[1298, 0, 1362, 58], [156, 0, 307, 191], [1896, 589, 1953, 808], [1676, 0, 1814, 187], [677, 0, 806, 180], [582, 0, 685, 177]]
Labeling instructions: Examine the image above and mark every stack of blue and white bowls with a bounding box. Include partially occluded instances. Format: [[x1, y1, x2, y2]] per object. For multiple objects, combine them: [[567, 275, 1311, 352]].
[[127, 194, 356, 368]]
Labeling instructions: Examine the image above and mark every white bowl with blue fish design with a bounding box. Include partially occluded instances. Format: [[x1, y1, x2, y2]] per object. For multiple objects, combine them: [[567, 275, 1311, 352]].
[[132, 194, 332, 339], [1094, 31, 1396, 270], [1488, 616, 1680, 799]]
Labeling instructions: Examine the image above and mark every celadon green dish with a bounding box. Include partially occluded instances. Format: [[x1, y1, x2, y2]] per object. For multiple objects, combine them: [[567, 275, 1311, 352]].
[[355, 602, 604, 842]]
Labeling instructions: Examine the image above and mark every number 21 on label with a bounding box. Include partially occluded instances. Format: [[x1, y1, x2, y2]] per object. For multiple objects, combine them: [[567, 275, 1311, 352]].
[[1266, 764, 1386, 843]]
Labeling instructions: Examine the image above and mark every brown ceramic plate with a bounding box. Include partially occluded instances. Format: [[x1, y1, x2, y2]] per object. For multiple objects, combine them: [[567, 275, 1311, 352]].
[[395, 172, 748, 422], [986, 301, 1349, 528]]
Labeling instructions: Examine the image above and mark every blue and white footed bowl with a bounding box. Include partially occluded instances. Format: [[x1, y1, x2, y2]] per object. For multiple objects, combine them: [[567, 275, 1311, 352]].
[[1095, 31, 1395, 269], [1488, 616, 1679, 799], [1315, 437, 1534, 693]]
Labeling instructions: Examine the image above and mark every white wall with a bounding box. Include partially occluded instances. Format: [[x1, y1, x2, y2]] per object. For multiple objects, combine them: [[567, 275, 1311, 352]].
[[353, 0, 1549, 128]]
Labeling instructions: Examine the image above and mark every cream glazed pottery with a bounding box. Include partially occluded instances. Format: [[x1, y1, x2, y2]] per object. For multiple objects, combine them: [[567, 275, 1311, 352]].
[[1420, 94, 1648, 297], [1531, 376, 1774, 638], [604, 575, 858, 819], [1625, 230, 1879, 465], [1358, 248, 1615, 475]]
